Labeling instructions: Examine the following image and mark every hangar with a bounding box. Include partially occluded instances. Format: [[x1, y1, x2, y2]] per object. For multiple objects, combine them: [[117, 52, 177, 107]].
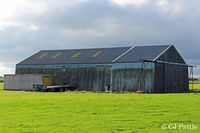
[[15, 45, 189, 92]]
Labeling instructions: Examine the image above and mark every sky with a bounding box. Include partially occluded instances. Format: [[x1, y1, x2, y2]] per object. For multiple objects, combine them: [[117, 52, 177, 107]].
[[0, 0, 199, 77]]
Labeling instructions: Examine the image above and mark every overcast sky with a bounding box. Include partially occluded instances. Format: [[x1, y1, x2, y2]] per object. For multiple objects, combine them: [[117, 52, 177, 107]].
[[0, 0, 199, 77]]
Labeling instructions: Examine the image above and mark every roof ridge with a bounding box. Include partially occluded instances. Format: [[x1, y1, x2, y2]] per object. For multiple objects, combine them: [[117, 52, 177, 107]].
[[112, 46, 135, 62], [134, 44, 171, 48], [39, 45, 171, 51], [153, 45, 173, 61], [40, 46, 132, 51]]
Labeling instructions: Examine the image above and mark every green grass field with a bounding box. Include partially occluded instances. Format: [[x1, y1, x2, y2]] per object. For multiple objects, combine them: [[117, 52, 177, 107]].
[[190, 79, 200, 84], [0, 91, 199, 133], [0, 83, 3, 89], [189, 84, 200, 90]]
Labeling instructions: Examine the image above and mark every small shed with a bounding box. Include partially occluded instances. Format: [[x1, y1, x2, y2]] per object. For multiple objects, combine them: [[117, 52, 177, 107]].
[[15, 45, 189, 92]]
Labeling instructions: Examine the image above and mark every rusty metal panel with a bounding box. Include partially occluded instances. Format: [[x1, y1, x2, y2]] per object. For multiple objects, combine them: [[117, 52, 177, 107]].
[[111, 62, 154, 92]]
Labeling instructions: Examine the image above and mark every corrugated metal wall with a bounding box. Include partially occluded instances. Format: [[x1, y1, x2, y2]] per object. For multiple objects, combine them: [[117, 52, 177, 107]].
[[111, 62, 154, 92], [154, 45, 189, 92], [16, 64, 111, 91], [153, 63, 164, 93], [154, 63, 189, 93], [16, 62, 188, 92]]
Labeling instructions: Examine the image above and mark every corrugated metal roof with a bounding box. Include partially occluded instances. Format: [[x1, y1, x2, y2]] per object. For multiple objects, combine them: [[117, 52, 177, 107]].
[[18, 45, 172, 65], [115, 45, 171, 63], [18, 47, 131, 65]]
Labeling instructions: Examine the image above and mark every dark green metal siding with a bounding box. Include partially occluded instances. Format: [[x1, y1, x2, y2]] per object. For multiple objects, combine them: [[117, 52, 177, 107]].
[[16, 64, 111, 91], [154, 63, 189, 92], [157, 45, 185, 64], [153, 63, 164, 93], [154, 45, 189, 92]]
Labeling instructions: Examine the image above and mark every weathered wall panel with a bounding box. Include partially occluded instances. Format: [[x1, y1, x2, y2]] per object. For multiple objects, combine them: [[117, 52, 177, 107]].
[[111, 62, 154, 92], [16, 64, 111, 91], [16, 62, 189, 93]]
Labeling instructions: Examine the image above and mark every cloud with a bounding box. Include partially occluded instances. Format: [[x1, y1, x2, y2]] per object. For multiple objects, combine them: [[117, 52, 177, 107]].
[[0, 21, 21, 31], [0, 0, 89, 30], [157, 0, 181, 13], [0, 0, 47, 20], [0, 0, 200, 77], [156, 0, 184, 17], [0, 62, 15, 75], [110, 0, 149, 7], [29, 25, 40, 31]]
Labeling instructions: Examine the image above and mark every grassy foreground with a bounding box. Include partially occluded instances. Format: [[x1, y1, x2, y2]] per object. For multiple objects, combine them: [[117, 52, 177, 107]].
[[0, 91, 199, 133]]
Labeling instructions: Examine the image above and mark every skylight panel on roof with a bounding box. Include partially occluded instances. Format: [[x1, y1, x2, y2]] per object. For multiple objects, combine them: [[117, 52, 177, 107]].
[[37, 53, 48, 59], [71, 52, 82, 58], [51, 52, 62, 59], [91, 51, 102, 58]]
